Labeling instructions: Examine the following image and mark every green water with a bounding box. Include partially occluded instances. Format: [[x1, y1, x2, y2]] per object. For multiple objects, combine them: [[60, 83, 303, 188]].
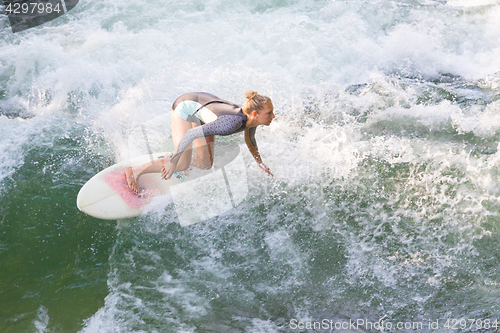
[[0, 122, 116, 332]]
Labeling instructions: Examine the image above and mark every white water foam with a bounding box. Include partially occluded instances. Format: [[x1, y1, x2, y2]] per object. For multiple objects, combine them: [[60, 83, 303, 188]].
[[3, 0, 500, 331], [33, 305, 49, 333]]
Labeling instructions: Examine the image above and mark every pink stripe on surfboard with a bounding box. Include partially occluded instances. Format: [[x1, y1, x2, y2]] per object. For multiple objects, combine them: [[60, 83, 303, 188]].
[[104, 170, 150, 209]]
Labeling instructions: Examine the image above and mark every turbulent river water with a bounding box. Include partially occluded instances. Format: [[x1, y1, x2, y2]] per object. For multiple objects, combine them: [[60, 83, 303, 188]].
[[1, 0, 500, 332]]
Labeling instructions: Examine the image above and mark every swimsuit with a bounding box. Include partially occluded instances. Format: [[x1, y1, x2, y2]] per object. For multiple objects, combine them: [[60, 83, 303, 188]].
[[170, 92, 262, 165]]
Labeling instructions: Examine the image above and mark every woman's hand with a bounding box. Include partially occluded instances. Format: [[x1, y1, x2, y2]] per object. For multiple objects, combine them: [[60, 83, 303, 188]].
[[161, 159, 176, 180], [258, 162, 273, 177]]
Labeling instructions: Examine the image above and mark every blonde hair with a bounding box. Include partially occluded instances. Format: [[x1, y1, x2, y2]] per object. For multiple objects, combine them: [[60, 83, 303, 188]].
[[242, 90, 272, 115]]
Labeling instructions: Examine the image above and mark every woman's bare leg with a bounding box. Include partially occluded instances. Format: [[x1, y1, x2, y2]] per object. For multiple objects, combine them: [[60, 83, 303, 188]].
[[126, 110, 216, 193], [171, 110, 196, 171], [191, 124, 214, 169], [172, 113, 215, 171], [125, 158, 167, 194]]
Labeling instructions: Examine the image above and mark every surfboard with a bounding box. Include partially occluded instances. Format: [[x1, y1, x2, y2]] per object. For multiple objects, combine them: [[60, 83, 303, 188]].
[[77, 146, 248, 224]]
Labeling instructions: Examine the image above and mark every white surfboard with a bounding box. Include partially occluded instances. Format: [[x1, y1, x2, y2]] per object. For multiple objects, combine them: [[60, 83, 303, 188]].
[[77, 147, 248, 223]]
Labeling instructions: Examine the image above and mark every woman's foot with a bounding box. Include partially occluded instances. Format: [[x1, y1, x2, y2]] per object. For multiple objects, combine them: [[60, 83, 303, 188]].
[[125, 155, 173, 194], [125, 166, 140, 194]]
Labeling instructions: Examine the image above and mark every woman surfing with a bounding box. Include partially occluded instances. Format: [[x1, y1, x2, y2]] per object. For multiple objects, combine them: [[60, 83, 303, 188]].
[[125, 90, 275, 194]]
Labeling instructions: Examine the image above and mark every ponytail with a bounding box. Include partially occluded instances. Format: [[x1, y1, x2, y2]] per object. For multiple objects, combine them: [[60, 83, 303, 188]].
[[242, 90, 272, 115]]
